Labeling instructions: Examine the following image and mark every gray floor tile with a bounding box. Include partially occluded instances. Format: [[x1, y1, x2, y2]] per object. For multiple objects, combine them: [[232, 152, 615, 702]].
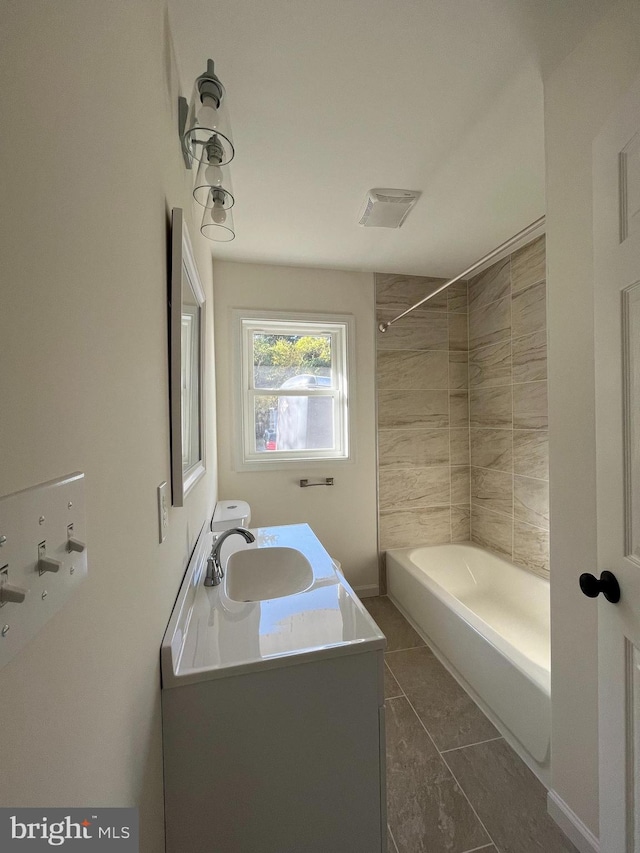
[[444, 739, 578, 853], [385, 662, 403, 699], [386, 647, 500, 750], [363, 596, 426, 651], [386, 697, 490, 853]]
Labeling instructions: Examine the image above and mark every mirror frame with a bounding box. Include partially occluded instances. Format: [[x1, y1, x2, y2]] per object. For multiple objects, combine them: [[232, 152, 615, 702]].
[[170, 207, 206, 506]]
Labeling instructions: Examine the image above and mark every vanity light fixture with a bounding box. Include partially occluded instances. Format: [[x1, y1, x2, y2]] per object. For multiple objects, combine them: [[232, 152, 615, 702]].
[[179, 58, 236, 242]]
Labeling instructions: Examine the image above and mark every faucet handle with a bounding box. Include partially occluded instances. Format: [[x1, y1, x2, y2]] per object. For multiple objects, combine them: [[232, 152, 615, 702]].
[[204, 554, 222, 587], [209, 533, 220, 556]]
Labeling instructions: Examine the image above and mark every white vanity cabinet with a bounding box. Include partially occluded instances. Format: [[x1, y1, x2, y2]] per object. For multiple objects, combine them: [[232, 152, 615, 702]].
[[163, 649, 385, 852], [161, 523, 386, 853]]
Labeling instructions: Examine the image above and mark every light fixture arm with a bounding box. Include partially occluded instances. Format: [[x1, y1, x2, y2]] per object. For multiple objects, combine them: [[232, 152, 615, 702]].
[[196, 59, 224, 109]]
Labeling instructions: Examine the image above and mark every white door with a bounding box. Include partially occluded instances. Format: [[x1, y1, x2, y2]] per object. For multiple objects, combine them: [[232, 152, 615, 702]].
[[593, 71, 640, 853]]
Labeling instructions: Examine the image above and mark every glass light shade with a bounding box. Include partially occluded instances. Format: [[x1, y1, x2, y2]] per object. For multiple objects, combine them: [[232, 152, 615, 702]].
[[201, 204, 235, 242], [184, 87, 234, 165], [193, 161, 235, 209]]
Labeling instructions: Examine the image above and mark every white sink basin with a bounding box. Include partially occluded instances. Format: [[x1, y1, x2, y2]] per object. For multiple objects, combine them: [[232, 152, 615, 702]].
[[225, 546, 314, 602]]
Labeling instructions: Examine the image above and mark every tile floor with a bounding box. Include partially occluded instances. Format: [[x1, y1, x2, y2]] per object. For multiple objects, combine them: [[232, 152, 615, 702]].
[[363, 596, 578, 853]]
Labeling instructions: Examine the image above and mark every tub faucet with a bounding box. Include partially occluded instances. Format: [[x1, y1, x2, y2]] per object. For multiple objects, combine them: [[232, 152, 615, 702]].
[[204, 527, 256, 587]]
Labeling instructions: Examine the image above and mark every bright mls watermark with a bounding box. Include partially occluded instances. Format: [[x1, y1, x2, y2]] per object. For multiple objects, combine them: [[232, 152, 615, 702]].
[[0, 809, 138, 850]]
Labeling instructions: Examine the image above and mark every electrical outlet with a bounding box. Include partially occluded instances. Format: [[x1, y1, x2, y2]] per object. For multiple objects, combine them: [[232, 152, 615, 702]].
[[158, 482, 169, 544]]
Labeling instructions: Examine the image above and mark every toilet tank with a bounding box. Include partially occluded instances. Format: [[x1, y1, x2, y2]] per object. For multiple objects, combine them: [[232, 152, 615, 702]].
[[211, 500, 252, 533]]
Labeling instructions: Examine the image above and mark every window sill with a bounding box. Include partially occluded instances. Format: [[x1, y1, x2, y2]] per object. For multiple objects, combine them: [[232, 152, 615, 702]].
[[234, 455, 354, 473]]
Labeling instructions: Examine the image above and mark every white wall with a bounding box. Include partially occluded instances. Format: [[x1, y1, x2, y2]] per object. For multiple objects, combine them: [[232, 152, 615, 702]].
[[545, 0, 640, 836], [213, 261, 379, 592], [0, 3, 217, 850]]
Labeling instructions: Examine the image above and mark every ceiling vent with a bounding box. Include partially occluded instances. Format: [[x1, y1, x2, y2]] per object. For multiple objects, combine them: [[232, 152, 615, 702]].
[[358, 188, 421, 229]]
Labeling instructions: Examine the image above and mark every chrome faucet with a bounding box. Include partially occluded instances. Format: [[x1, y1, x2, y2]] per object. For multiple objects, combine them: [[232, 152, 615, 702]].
[[204, 527, 256, 587]]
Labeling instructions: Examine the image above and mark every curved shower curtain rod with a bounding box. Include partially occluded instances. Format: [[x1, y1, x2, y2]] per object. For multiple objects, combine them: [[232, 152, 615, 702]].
[[378, 215, 546, 333]]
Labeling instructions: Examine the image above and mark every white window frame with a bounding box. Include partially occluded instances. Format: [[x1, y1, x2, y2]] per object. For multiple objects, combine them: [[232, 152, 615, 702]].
[[233, 310, 354, 469]]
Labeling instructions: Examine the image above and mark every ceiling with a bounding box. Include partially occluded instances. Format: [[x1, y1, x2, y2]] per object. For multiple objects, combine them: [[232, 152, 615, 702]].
[[168, 0, 610, 278]]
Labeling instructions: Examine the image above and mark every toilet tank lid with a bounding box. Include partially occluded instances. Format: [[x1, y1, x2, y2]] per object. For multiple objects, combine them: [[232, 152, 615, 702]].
[[212, 500, 251, 524]]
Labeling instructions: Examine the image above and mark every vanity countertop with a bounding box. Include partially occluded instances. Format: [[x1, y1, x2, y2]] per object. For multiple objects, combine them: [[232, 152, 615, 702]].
[[161, 523, 386, 688]]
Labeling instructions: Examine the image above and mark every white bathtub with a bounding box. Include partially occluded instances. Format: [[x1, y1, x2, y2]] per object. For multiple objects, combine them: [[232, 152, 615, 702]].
[[386, 542, 550, 778]]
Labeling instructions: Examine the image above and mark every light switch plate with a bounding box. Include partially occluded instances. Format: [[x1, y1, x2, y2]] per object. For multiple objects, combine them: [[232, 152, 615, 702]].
[[0, 472, 87, 670], [158, 482, 169, 544]]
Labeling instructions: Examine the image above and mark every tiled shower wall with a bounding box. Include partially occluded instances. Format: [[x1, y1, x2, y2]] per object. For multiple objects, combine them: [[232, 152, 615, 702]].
[[375, 234, 549, 582], [468, 235, 549, 577], [376, 274, 470, 553]]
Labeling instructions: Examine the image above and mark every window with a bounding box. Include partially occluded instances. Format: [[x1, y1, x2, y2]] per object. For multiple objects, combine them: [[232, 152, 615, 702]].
[[236, 313, 352, 465]]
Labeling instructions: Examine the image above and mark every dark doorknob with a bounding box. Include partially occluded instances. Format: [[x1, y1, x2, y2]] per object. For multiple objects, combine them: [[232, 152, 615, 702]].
[[579, 570, 621, 603]]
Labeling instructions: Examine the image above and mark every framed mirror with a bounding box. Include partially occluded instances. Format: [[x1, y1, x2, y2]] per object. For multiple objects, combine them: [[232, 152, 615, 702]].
[[170, 208, 206, 506]]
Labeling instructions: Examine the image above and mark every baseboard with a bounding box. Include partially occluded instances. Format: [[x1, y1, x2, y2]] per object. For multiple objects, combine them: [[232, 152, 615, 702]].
[[547, 790, 599, 853], [353, 583, 379, 598]]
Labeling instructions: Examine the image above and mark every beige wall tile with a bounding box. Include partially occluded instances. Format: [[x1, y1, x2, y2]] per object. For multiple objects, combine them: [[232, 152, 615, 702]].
[[451, 466, 471, 504], [513, 381, 548, 429], [448, 313, 469, 351], [449, 391, 469, 427], [378, 429, 450, 468], [470, 429, 513, 472], [471, 505, 512, 559], [514, 475, 549, 529], [471, 467, 513, 516], [376, 274, 448, 314], [376, 239, 548, 574], [469, 296, 511, 350], [451, 505, 471, 541], [470, 386, 512, 429], [377, 350, 449, 390], [513, 430, 548, 479], [468, 257, 510, 311], [378, 390, 449, 429], [449, 351, 469, 389], [447, 280, 468, 314], [379, 467, 451, 510], [511, 234, 545, 292], [469, 340, 512, 388], [450, 428, 470, 465], [511, 280, 546, 338], [512, 330, 547, 383], [513, 521, 549, 578], [376, 311, 449, 351], [375, 237, 548, 581], [380, 507, 451, 549]]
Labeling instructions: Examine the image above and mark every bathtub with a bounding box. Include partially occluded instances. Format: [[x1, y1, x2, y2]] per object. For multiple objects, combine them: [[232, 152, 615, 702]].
[[386, 542, 550, 778]]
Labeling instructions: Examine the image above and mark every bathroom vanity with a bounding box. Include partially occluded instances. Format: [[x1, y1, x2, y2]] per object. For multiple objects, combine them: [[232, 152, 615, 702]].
[[161, 522, 386, 853]]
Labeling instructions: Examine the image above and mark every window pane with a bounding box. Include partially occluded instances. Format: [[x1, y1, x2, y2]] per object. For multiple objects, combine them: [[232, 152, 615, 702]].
[[252, 333, 333, 389], [253, 394, 278, 452], [239, 314, 349, 465], [253, 395, 335, 453]]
